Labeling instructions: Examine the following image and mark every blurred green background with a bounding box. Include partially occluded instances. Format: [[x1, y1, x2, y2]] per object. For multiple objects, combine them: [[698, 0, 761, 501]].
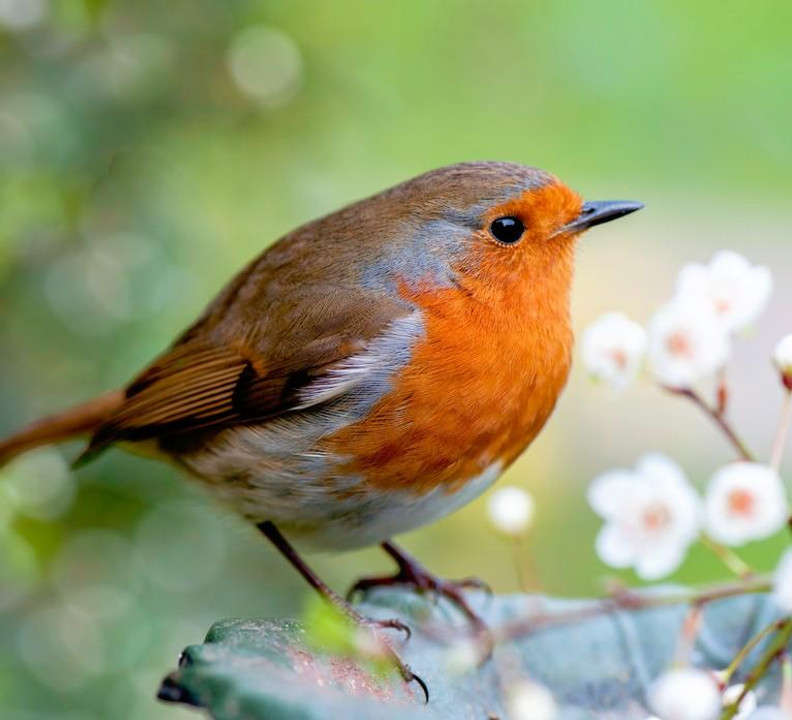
[[1, 1, 791, 718]]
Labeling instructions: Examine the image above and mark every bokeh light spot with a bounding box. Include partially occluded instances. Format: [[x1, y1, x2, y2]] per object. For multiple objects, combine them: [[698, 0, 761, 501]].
[[51, 529, 141, 597], [17, 603, 104, 691], [0, 0, 47, 31], [0, 530, 40, 611], [134, 501, 226, 593], [227, 25, 303, 107], [3, 448, 75, 520]]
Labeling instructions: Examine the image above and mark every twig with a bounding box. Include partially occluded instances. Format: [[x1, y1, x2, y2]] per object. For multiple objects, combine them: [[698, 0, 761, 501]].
[[717, 368, 729, 416], [673, 605, 703, 665], [771, 390, 792, 471], [493, 576, 771, 643], [720, 619, 785, 685], [721, 619, 792, 720], [664, 386, 755, 462], [700, 535, 754, 579]]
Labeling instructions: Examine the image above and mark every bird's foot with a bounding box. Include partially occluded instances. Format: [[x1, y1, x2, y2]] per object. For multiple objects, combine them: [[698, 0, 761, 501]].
[[341, 607, 426, 701], [348, 542, 492, 656], [255, 522, 426, 700]]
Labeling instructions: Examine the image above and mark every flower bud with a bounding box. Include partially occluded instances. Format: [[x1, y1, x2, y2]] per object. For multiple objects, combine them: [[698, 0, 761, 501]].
[[581, 311, 647, 391], [486, 486, 535, 536], [721, 683, 757, 718], [505, 679, 557, 720], [649, 668, 720, 720], [774, 334, 792, 390]]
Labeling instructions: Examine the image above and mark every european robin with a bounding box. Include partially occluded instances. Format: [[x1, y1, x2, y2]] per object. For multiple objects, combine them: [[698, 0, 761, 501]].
[[0, 162, 642, 697]]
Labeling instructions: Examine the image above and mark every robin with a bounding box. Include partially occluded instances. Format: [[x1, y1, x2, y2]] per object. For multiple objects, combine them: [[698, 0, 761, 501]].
[[0, 162, 642, 697]]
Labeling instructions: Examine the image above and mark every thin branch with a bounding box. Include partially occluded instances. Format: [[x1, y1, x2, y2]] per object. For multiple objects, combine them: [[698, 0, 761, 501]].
[[665, 386, 755, 462], [720, 619, 785, 685], [673, 605, 703, 665], [493, 576, 771, 643], [721, 619, 792, 720], [700, 534, 754, 579], [716, 367, 729, 416]]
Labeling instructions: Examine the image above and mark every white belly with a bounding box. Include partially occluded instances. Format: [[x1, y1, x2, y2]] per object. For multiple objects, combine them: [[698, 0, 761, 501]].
[[280, 461, 504, 551], [183, 437, 503, 551]]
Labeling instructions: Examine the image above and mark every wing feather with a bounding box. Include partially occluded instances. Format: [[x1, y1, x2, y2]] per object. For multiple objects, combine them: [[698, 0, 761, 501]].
[[80, 292, 414, 462]]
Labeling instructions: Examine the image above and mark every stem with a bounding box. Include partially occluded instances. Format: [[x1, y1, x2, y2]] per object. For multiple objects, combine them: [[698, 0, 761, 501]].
[[721, 619, 792, 720], [673, 605, 703, 665], [495, 576, 771, 643], [701, 535, 754, 579], [717, 368, 729, 416], [512, 537, 528, 592], [771, 390, 792, 471], [665, 386, 755, 462], [720, 620, 785, 685]]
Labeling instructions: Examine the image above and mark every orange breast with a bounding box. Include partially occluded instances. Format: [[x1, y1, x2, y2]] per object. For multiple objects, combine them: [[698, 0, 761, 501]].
[[322, 241, 575, 494]]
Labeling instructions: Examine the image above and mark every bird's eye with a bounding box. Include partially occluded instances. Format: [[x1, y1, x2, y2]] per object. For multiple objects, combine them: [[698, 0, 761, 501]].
[[489, 216, 525, 245]]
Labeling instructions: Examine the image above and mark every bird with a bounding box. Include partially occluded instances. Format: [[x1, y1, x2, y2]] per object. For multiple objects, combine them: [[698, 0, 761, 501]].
[[0, 161, 642, 698]]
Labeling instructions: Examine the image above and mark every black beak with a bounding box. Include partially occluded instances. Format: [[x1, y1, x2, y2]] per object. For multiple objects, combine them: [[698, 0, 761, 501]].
[[560, 200, 644, 234]]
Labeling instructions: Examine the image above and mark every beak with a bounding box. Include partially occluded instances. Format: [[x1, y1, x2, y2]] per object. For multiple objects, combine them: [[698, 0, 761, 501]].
[[560, 200, 644, 235]]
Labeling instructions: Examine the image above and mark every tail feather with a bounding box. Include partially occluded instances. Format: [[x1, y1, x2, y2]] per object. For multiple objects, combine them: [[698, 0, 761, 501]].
[[0, 390, 124, 468]]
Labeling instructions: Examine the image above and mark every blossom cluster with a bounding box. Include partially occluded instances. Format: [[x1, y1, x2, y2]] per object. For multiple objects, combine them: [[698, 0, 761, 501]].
[[580, 250, 792, 720], [582, 250, 776, 390], [481, 250, 792, 720], [588, 454, 787, 580], [580, 251, 792, 591]]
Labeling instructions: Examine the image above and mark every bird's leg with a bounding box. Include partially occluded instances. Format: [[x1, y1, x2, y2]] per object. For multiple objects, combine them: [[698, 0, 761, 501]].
[[257, 521, 412, 637], [256, 522, 427, 701], [348, 540, 492, 647]]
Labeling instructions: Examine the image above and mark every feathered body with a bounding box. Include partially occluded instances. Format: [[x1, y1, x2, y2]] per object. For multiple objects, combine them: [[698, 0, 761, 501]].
[[1, 163, 592, 550]]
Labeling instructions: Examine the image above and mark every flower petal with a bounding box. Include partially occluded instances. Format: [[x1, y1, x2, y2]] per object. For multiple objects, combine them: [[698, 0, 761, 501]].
[[634, 540, 688, 580], [594, 524, 636, 568], [587, 470, 637, 519]]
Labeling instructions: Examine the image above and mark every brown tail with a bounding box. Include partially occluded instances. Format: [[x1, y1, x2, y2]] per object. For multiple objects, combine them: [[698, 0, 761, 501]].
[[0, 390, 124, 468]]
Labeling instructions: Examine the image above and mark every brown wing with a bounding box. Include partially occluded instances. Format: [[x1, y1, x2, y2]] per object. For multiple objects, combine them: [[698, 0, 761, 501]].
[[78, 290, 410, 463]]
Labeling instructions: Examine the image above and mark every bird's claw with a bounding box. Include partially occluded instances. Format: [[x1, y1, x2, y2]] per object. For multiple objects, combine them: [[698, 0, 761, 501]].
[[455, 575, 492, 597], [360, 616, 412, 641], [405, 666, 430, 704], [348, 564, 493, 657]]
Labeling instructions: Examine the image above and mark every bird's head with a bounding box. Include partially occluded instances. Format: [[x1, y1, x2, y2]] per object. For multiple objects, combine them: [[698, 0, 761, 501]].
[[282, 162, 642, 317], [376, 162, 642, 300]]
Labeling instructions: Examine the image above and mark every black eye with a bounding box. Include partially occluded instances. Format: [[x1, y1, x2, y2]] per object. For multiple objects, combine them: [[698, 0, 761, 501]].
[[489, 216, 524, 245]]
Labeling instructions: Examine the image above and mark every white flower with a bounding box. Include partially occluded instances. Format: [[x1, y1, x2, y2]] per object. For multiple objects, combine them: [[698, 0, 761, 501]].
[[703, 463, 787, 546], [722, 684, 758, 720], [588, 454, 701, 580], [774, 334, 792, 388], [487, 486, 535, 536], [676, 251, 773, 333], [648, 668, 720, 720], [772, 548, 792, 614], [648, 298, 730, 389], [582, 312, 647, 391], [505, 679, 557, 720]]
